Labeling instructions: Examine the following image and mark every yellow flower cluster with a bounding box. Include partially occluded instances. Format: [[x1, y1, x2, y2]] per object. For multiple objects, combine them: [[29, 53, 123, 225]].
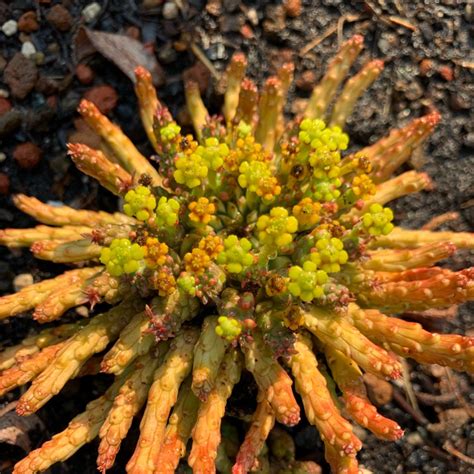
[[152, 268, 177, 296], [184, 248, 211, 275], [188, 198, 216, 225], [198, 235, 224, 259], [143, 237, 169, 268], [256, 207, 299, 249], [292, 198, 321, 229], [238, 161, 281, 202], [224, 135, 271, 172]]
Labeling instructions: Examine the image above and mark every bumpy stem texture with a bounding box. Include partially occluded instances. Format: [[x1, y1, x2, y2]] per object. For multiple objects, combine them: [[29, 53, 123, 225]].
[[134, 66, 161, 152], [373, 227, 474, 250], [330, 59, 384, 128], [232, 390, 275, 474], [78, 99, 163, 186], [241, 330, 300, 426], [12, 194, 133, 226], [325, 345, 403, 441], [16, 298, 142, 415], [0, 267, 101, 320], [0, 341, 67, 397], [0, 322, 82, 371], [305, 35, 364, 120], [97, 350, 167, 472], [289, 333, 362, 473], [13, 370, 130, 474], [188, 348, 243, 474], [350, 304, 474, 372], [126, 328, 199, 474], [68, 143, 132, 195], [304, 307, 402, 379], [192, 315, 230, 400], [154, 377, 200, 473], [0, 224, 91, 248]]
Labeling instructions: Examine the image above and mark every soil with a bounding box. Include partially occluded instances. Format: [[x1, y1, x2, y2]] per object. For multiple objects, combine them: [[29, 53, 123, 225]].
[[0, 0, 473, 473]]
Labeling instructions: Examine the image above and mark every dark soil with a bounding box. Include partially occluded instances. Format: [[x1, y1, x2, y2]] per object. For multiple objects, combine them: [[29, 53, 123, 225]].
[[0, 0, 473, 473]]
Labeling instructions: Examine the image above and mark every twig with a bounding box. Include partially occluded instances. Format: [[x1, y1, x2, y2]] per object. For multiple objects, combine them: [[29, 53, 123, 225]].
[[453, 59, 474, 69], [299, 24, 338, 57], [0, 401, 17, 418], [422, 211, 459, 230], [386, 15, 418, 32], [299, 15, 362, 57], [189, 42, 221, 81], [443, 441, 474, 466], [423, 445, 455, 464], [404, 305, 458, 321], [392, 387, 429, 426], [445, 368, 474, 417], [415, 391, 457, 406], [400, 358, 424, 419]]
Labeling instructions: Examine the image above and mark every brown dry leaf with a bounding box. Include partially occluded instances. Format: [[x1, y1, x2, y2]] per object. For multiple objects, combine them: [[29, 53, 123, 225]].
[[0, 402, 45, 453], [73, 27, 164, 86]]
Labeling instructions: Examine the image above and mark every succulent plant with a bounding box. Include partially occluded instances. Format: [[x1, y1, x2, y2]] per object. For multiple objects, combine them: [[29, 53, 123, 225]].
[[1, 35, 473, 474]]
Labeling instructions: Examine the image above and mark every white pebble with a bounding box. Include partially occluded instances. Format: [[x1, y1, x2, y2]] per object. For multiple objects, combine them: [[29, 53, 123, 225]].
[[21, 41, 36, 59], [1, 20, 18, 37], [0, 152, 6, 163], [162, 2, 179, 20], [0, 89, 9, 98], [82, 2, 102, 23], [13, 273, 34, 292]]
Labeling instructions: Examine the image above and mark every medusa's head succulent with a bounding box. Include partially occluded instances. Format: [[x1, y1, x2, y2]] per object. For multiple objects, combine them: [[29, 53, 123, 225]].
[[1, 35, 473, 474]]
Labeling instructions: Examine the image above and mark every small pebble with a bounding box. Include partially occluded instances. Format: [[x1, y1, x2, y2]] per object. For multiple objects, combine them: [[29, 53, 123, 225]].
[[76, 63, 95, 85], [0, 152, 6, 162], [240, 24, 254, 39], [157, 42, 177, 64], [0, 97, 11, 116], [13, 273, 34, 292], [0, 172, 9, 195], [162, 2, 179, 20], [47, 4, 73, 32], [84, 85, 118, 114], [82, 2, 101, 23], [0, 109, 22, 137], [246, 7, 259, 26], [263, 5, 285, 36], [3, 53, 38, 99], [295, 70, 317, 91], [0, 89, 8, 98], [364, 373, 393, 406], [18, 11, 39, 33], [206, 0, 221, 16], [439, 65, 454, 81], [33, 51, 45, 66], [125, 25, 140, 40], [21, 41, 36, 59], [406, 432, 424, 446], [13, 142, 42, 169], [463, 132, 474, 149], [283, 0, 302, 17], [1, 19, 18, 37], [419, 58, 434, 77]]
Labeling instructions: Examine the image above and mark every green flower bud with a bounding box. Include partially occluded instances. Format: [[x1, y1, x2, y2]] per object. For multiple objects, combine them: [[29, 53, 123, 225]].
[[217, 235, 254, 273], [123, 185, 157, 221], [99, 238, 145, 277]]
